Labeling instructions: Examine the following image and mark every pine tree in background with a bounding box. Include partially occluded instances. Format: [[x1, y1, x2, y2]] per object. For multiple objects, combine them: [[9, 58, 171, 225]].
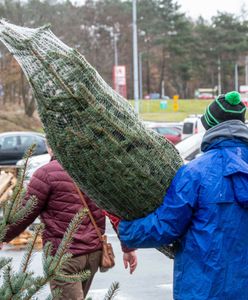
[[0, 20, 183, 258]]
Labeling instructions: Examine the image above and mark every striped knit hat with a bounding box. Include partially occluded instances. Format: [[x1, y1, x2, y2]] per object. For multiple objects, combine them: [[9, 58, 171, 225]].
[[201, 91, 246, 130]]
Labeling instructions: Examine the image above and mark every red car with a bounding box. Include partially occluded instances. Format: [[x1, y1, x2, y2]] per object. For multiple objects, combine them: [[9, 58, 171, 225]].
[[150, 125, 182, 144]]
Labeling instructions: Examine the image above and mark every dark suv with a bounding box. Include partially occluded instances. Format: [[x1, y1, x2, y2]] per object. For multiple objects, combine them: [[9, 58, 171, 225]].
[[0, 131, 47, 165]]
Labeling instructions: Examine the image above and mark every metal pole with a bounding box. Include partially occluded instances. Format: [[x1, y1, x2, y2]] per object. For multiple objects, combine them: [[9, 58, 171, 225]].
[[234, 63, 239, 91], [217, 58, 222, 95], [114, 33, 118, 67], [161, 80, 165, 98], [114, 33, 119, 93], [132, 0, 139, 113], [139, 52, 143, 100], [245, 56, 248, 86]]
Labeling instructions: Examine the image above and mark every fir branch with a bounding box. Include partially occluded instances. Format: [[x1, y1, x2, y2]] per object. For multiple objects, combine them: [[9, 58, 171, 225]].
[[21, 275, 48, 300], [3, 145, 36, 228], [8, 195, 37, 224], [3, 265, 14, 296], [104, 282, 120, 300], [30, 47, 78, 100], [20, 224, 43, 274], [9, 271, 33, 298], [42, 242, 53, 274], [0, 224, 7, 242], [54, 269, 91, 283], [45, 287, 62, 300], [49, 208, 88, 274], [0, 257, 12, 270], [43, 242, 53, 259], [9, 145, 36, 217]]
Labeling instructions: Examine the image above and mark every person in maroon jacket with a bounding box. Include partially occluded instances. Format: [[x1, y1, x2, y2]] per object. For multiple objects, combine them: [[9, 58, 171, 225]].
[[2, 150, 137, 299]]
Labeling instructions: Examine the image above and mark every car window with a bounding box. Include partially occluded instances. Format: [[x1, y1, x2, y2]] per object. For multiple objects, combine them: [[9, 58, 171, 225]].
[[20, 135, 46, 154], [183, 122, 194, 134], [0, 136, 18, 150], [156, 127, 180, 135], [20, 135, 37, 148], [35, 136, 47, 154]]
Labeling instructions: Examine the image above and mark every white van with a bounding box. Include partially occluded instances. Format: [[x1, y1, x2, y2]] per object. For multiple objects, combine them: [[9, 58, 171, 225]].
[[182, 115, 205, 140], [176, 132, 205, 163]]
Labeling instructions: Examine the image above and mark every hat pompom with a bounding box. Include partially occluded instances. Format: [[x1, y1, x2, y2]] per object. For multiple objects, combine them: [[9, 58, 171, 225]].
[[225, 91, 241, 105]]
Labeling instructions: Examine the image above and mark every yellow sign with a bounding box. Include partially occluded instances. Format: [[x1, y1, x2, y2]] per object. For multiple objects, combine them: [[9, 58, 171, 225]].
[[173, 95, 179, 112], [173, 102, 179, 112]]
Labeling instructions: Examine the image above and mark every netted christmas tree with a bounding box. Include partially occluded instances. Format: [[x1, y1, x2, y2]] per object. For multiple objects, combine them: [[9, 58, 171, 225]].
[[0, 21, 183, 258]]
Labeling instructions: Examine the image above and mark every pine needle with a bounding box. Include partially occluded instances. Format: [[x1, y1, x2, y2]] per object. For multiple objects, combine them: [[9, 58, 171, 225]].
[[104, 282, 120, 300]]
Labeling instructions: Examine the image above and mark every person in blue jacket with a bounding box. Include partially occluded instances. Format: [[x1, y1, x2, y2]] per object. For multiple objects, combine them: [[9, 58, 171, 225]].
[[119, 91, 248, 300]]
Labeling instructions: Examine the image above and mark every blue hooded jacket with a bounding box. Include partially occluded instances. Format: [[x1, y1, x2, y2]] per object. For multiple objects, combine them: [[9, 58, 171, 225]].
[[119, 120, 248, 300]]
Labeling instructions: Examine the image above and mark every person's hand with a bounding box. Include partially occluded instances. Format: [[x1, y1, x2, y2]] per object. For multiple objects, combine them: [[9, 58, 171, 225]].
[[123, 251, 137, 274]]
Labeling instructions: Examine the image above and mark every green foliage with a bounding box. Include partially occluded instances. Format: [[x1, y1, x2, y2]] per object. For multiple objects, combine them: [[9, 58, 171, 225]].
[[0, 208, 90, 299], [103, 281, 120, 300], [0, 145, 38, 240]]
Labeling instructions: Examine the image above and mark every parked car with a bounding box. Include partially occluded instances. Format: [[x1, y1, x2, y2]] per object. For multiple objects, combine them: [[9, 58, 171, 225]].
[[152, 126, 182, 144], [182, 115, 205, 140], [17, 153, 50, 184], [198, 93, 215, 99], [144, 122, 182, 144], [0, 131, 47, 165], [176, 132, 204, 163]]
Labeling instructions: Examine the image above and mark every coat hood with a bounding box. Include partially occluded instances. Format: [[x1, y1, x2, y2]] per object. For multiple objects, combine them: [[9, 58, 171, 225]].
[[202, 120, 248, 208], [201, 120, 248, 152]]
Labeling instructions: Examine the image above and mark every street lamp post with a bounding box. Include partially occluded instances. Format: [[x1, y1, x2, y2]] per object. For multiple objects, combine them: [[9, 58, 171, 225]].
[[245, 56, 248, 86], [139, 52, 143, 100], [234, 63, 239, 91], [113, 31, 119, 93], [109, 24, 120, 94], [113, 33, 119, 67], [132, 0, 139, 113], [217, 58, 222, 95]]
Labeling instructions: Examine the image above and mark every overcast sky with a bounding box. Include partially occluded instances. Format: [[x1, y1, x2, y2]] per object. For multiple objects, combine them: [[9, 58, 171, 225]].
[[176, 0, 247, 20], [72, 0, 248, 20]]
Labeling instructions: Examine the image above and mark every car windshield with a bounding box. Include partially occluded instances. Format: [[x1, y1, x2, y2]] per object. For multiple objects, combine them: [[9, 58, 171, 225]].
[[183, 122, 194, 134]]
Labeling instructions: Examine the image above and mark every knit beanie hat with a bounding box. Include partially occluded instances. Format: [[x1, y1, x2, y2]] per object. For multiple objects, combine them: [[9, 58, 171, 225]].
[[201, 91, 246, 130]]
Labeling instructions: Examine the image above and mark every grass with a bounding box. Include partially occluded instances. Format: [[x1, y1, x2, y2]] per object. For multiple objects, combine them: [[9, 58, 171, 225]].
[[1, 99, 248, 131], [129, 99, 212, 122], [130, 99, 248, 122], [0, 109, 42, 133]]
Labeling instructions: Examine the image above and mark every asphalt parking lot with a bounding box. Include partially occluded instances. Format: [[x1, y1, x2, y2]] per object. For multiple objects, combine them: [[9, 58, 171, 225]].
[[0, 220, 174, 300]]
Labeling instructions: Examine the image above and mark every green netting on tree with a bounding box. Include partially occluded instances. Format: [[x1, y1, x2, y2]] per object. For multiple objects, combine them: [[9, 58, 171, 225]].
[[0, 21, 183, 258]]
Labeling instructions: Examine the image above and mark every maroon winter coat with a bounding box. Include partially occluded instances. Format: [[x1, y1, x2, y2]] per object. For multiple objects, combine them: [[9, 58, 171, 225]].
[[4, 159, 106, 256]]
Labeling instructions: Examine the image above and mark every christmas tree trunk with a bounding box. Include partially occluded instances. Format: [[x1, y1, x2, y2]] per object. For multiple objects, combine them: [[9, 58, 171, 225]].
[[0, 21, 183, 258]]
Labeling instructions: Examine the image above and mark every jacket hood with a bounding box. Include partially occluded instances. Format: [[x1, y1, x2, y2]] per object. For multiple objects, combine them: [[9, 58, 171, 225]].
[[202, 120, 248, 209], [201, 120, 248, 152]]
